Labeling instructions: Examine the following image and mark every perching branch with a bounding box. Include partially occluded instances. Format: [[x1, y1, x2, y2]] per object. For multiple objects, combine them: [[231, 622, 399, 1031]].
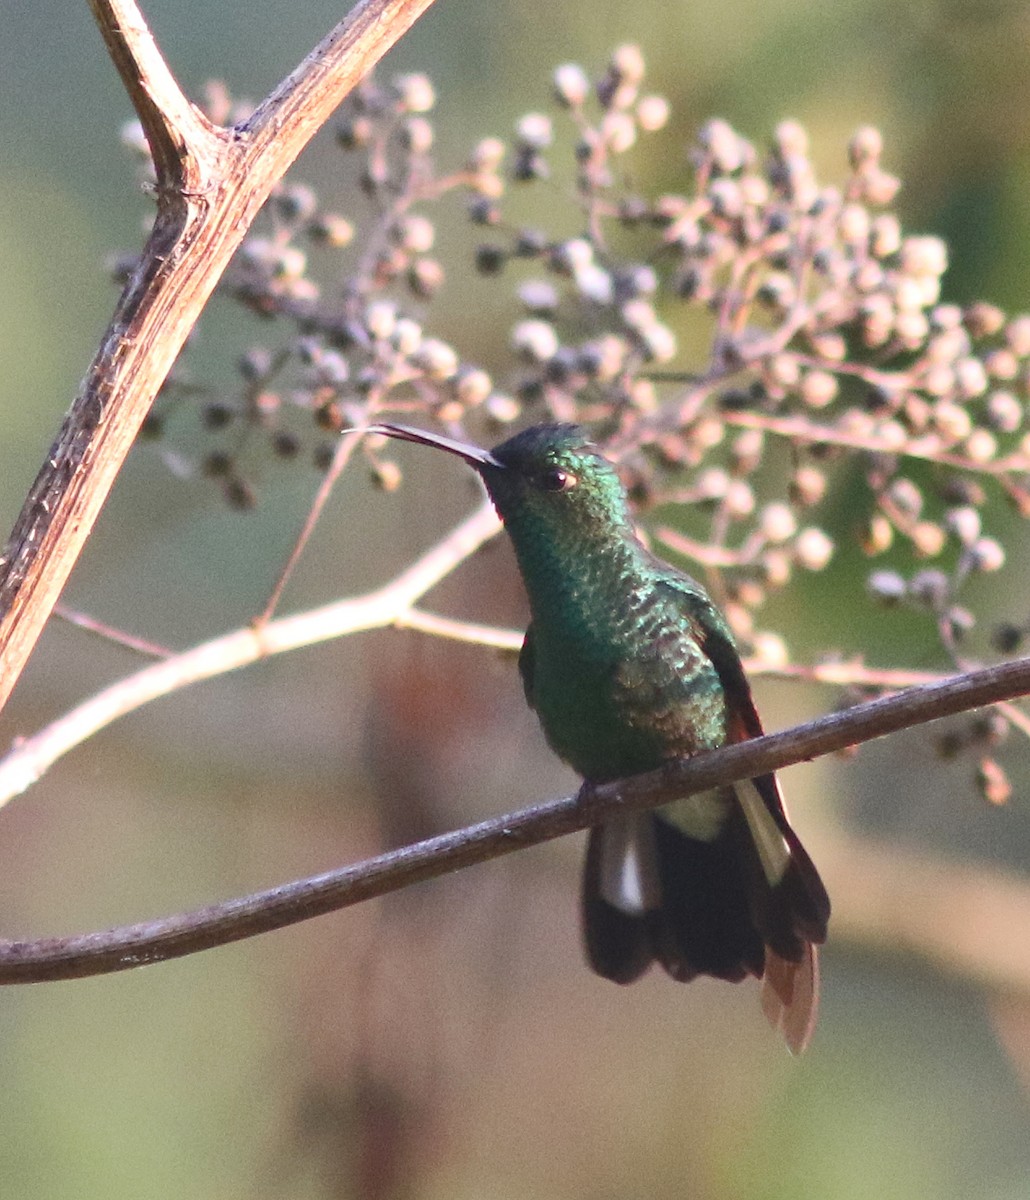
[[2, 651, 1030, 985], [0, 0, 437, 715]]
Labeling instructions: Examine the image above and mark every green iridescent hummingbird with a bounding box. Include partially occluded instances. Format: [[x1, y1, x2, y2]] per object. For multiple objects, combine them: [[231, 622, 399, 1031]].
[[367, 421, 830, 1053]]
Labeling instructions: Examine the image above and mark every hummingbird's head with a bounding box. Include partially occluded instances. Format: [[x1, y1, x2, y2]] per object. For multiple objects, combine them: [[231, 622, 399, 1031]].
[[482, 423, 633, 533], [365, 422, 634, 539]]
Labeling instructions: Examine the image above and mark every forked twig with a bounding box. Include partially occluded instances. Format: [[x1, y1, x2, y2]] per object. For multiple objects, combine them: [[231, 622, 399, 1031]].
[[0, 0, 438, 714]]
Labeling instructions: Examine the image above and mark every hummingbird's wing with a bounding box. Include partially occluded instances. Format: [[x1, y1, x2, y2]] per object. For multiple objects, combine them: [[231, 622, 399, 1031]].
[[654, 577, 830, 1053]]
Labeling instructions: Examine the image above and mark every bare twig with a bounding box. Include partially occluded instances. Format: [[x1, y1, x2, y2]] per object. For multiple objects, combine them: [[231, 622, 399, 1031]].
[[0, 0, 437, 715], [2, 651, 1030, 984], [723, 409, 1030, 478], [257, 429, 364, 625], [53, 605, 173, 660], [3, 525, 979, 808], [0, 502, 501, 804]]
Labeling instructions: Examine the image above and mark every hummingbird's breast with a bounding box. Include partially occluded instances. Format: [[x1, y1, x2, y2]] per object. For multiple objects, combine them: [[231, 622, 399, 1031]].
[[523, 547, 731, 783]]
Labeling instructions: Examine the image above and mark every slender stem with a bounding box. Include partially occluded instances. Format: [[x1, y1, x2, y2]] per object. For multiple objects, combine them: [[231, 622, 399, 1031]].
[[1, 652, 1029, 984], [257, 430, 364, 625], [53, 605, 174, 660], [0, 503, 501, 805]]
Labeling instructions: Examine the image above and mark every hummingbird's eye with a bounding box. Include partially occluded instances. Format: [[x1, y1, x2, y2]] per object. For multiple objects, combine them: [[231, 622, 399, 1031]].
[[540, 466, 577, 492]]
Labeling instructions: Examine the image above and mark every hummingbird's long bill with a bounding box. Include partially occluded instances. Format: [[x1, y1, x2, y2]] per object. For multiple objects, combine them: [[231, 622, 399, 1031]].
[[364, 423, 505, 470]]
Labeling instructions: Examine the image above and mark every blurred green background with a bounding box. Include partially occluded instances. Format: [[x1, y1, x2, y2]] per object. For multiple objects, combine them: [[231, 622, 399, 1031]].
[[3, 1, 1030, 1197]]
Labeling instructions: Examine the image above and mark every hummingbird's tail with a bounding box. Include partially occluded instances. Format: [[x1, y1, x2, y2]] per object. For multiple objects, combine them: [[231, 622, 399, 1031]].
[[581, 778, 829, 1053]]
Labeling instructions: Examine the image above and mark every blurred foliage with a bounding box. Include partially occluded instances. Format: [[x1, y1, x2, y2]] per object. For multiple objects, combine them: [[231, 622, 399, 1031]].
[[2, 3, 1030, 1199]]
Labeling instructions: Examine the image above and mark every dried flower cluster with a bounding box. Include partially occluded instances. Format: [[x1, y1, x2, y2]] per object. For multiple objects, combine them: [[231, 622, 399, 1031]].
[[119, 48, 1030, 795]]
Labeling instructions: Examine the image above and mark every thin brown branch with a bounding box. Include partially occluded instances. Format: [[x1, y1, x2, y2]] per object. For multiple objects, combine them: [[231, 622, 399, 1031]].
[[723, 409, 1030, 477], [88, 0, 218, 188], [53, 604, 173, 660], [0, 502, 501, 804], [1, 652, 1030, 984], [0, 0, 437, 716], [257, 429, 364, 625], [396, 609, 523, 651]]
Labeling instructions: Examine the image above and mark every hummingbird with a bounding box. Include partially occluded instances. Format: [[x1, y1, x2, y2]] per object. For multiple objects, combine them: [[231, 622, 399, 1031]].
[[366, 421, 830, 1052]]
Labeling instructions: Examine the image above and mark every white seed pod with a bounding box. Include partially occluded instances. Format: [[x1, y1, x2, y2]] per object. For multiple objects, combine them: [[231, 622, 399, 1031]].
[[392, 317, 423, 357], [963, 429, 997, 463], [637, 94, 670, 132], [861, 169, 901, 205], [554, 237, 595, 274], [900, 235, 948, 278], [911, 521, 946, 558], [790, 465, 827, 507], [695, 467, 730, 500], [731, 429, 764, 471], [402, 117, 434, 155], [576, 263, 615, 306], [867, 570, 906, 604], [511, 319, 559, 362], [308, 213, 355, 248], [862, 514, 894, 555], [932, 401, 973, 441], [365, 300, 398, 341], [894, 310, 929, 349], [518, 279, 560, 314], [963, 302, 1005, 338], [759, 502, 797, 543], [1005, 314, 1030, 356], [469, 137, 506, 172], [553, 63, 590, 107], [944, 506, 981, 545], [986, 390, 1022, 432], [485, 393, 520, 423], [984, 349, 1019, 382], [453, 366, 493, 406], [931, 303, 964, 330], [412, 338, 459, 380], [838, 203, 871, 244], [751, 630, 789, 668], [724, 480, 755, 519], [636, 322, 676, 363], [610, 44, 646, 86], [602, 111, 637, 154], [800, 369, 839, 409], [709, 178, 744, 219], [697, 118, 748, 173], [876, 420, 908, 451], [969, 537, 1005, 572], [954, 357, 988, 400], [516, 112, 554, 150], [773, 119, 809, 158], [888, 477, 923, 518], [848, 125, 883, 168], [794, 527, 834, 571], [767, 353, 800, 388], [393, 73, 436, 113], [762, 548, 792, 588]]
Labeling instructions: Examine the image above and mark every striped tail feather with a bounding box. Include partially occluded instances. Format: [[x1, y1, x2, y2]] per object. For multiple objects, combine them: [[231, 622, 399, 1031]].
[[581, 779, 830, 1054]]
